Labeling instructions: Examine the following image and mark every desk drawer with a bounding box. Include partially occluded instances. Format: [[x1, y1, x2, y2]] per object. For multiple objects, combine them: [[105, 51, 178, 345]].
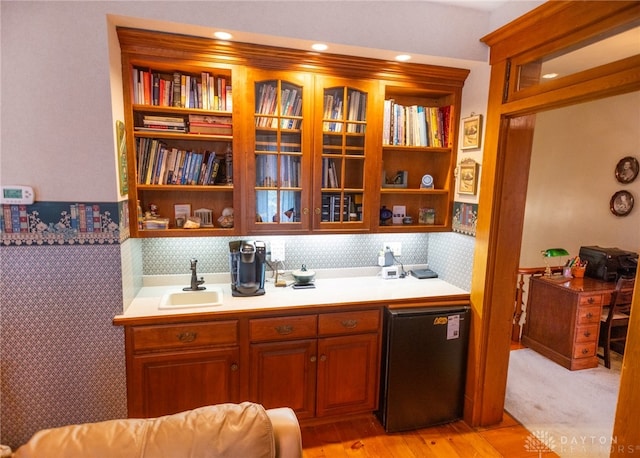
[[250, 315, 317, 342], [573, 341, 597, 359], [132, 320, 238, 352], [577, 306, 601, 324], [575, 324, 598, 343], [579, 294, 603, 306]]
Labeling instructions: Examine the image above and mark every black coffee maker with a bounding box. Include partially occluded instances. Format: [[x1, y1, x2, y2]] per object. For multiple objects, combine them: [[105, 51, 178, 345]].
[[229, 240, 266, 296]]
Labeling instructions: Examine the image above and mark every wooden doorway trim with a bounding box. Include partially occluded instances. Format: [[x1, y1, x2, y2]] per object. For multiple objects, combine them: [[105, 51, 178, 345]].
[[466, 1, 640, 432]]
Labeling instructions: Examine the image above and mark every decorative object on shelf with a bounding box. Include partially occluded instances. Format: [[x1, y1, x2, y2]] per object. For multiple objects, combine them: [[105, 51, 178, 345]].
[[382, 170, 408, 188], [420, 174, 434, 189], [457, 158, 479, 195], [183, 216, 201, 229], [461, 114, 482, 150], [392, 205, 406, 225], [218, 207, 234, 228], [379, 206, 393, 225], [610, 190, 634, 217], [541, 248, 569, 277], [418, 208, 435, 225], [194, 208, 214, 227], [615, 156, 638, 184], [116, 121, 128, 196], [174, 204, 191, 222]]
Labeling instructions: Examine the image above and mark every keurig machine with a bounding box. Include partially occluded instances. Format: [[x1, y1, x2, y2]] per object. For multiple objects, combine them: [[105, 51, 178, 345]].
[[229, 240, 266, 296]]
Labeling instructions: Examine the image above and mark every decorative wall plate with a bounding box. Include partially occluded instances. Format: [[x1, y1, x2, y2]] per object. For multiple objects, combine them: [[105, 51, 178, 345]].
[[610, 190, 634, 217], [615, 156, 638, 184]]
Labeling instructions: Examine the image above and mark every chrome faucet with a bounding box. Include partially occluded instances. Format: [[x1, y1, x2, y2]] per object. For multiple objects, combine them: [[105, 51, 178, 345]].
[[183, 258, 206, 291]]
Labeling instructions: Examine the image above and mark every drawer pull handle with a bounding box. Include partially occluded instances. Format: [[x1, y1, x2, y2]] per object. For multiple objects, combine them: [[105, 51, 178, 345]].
[[587, 297, 595, 304], [275, 325, 294, 335], [586, 312, 593, 319], [341, 319, 358, 328], [177, 332, 197, 343], [230, 363, 239, 371], [582, 348, 590, 354], [584, 331, 591, 338]]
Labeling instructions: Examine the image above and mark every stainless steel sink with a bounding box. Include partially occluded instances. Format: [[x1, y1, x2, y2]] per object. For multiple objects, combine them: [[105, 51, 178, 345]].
[[158, 288, 223, 309]]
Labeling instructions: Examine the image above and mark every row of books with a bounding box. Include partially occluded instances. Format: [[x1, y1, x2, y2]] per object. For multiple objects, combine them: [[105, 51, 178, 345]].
[[134, 114, 233, 136], [382, 101, 452, 147], [322, 158, 341, 188], [322, 90, 367, 133], [136, 138, 230, 186], [132, 68, 232, 111], [255, 84, 303, 129], [1, 204, 106, 233], [320, 193, 361, 222], [255, 154, 301, 188]]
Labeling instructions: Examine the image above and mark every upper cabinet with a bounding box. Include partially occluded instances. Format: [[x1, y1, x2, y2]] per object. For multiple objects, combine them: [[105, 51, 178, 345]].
[[117, 28, 469, 237]]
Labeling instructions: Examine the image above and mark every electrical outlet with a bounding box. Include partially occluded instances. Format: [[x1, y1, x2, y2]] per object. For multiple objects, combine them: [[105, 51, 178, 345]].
[[384, 242, 402, 256], [270, 240, 285, 261]]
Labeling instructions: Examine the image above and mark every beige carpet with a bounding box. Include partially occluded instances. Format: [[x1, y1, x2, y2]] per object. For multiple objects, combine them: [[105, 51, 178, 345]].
[[505, 348, 621, 457]]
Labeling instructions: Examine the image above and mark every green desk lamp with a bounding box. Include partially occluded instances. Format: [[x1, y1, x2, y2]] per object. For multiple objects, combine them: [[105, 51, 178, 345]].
[[542, 248, 569, 277]]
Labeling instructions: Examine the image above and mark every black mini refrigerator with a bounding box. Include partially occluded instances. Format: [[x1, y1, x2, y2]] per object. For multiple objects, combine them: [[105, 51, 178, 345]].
[[376, 306, 470, 432]]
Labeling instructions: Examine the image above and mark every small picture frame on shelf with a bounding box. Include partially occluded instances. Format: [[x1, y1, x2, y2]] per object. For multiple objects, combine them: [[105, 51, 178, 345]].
[[174, 203, 191, 222], [461, 114, 482, 150], [419, 208, 436, 225], [382, 170, 408, 188], [458, 158, 479, 195], [615, 156, 639, 184]]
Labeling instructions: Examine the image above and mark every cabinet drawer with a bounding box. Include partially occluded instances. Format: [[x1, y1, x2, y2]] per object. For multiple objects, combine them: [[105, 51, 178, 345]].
[[573, 341, 597, 359], [318, 309, 380, 336], [577, 306, 601, 325], [575, 324, 598, 343], [132, 320, 238, 352], [250, 315, 317, 342], [579, 294, 602, 306]]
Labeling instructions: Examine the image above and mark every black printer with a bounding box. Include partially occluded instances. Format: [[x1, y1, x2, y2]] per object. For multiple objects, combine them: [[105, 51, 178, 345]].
[[578, 246, 638, 281]]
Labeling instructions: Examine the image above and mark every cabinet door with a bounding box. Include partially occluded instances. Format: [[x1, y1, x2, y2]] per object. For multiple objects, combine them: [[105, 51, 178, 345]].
[[316, 333, 379, 417], [250, 339, 317, 419], [313, 76, 381, 231], [245, 70, 313, 234], [128, 347, 240, 418]]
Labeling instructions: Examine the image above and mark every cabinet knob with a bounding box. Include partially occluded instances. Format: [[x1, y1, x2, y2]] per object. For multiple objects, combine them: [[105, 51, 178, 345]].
[[314, 208, 320, 215], [231, 363, 239, 371], [320, 354, 327, 362], [341, 319, 358, 328], [303, 208, 310, 215], [275, 325, 294, 335], [587, 297, 595, 304], [177, 331, 197, 343], [310, 355, 317, 362], [584, 331, 591, 338], [582, 348, 590, 355], [586, 312, 593, 319]]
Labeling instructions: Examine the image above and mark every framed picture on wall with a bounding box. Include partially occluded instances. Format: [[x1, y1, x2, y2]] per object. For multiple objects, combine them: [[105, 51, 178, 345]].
[[615, 156, 639, 184], [610, 190, 634, 217], [461, 114, 482, 150], [458, 158, 479, 195]]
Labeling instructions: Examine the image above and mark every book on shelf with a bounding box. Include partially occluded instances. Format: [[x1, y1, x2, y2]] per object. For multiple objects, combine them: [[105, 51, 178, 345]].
[[382, 100, 452, 147]]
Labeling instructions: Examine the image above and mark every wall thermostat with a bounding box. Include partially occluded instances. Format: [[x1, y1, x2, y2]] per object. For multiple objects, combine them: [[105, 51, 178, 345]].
[[1, 185, 35, 205]]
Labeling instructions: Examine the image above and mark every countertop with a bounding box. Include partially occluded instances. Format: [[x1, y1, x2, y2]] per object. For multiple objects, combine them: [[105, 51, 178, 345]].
[[114, 266, 470, 324]]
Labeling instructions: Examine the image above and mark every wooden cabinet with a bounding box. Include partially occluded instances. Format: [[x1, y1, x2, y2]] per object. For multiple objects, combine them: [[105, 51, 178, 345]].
[[522, 276, 615, 370], [377, 82, 462, 231], [125, 320, 240, 417], [248, 309, 381, 419], [117, 28, 468, 237]]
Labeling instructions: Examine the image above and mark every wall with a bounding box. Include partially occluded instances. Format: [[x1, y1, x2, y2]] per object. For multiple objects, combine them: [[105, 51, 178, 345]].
[[520, 92, 640, 267], [0, 0, 539, 450]]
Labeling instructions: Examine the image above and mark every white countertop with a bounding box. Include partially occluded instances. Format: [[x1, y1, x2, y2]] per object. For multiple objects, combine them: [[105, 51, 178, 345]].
[[115, 266, 469, 322]]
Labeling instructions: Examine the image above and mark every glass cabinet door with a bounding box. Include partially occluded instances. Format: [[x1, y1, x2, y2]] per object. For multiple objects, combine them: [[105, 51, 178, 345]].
[[314, 78, 378, 231], [248, 72, 312, 233]]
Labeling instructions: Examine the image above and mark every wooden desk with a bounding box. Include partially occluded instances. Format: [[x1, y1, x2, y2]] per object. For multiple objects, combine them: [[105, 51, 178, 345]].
[[522, 276, 615, 370]]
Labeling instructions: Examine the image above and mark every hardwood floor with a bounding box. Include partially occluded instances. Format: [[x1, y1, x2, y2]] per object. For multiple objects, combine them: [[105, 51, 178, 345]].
[[301, 412, 559, 457]]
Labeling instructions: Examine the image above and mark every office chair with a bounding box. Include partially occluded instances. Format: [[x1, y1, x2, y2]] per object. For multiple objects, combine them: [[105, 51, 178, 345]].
[[598, 276, 635, 369]]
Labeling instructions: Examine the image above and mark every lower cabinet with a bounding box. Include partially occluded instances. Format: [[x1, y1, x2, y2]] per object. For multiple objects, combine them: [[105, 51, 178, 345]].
[[125, 320, 240, 418], [249, 309, 381, 419]]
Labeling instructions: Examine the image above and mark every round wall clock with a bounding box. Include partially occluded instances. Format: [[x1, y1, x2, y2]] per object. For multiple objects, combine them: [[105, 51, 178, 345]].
[[610, 190, 634, 217], [615, 156, 639, 184]]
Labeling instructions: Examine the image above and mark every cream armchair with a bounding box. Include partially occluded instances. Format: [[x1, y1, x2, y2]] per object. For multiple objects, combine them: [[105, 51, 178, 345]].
[[13, 402, 302, 458]]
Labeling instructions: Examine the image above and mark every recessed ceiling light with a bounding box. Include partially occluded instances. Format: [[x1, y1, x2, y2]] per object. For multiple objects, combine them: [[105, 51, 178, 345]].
[[395, 54, 411, 62], [542, 72, 559, 79], [214, 31, 232, 40], [311, 43, 328, 51]]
